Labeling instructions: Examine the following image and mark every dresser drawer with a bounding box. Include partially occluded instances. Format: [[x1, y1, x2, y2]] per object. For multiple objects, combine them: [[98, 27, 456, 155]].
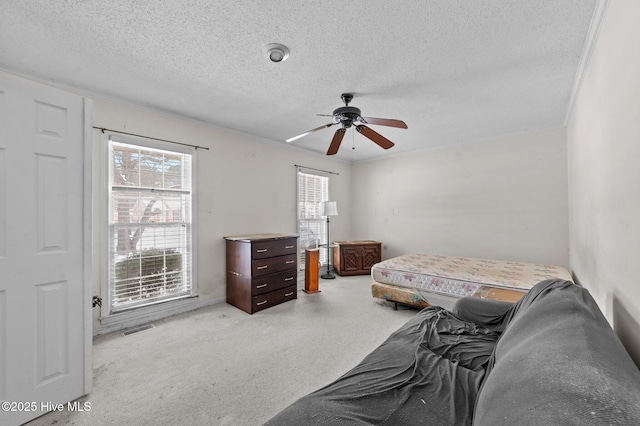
[[252, 284, 297, 313], [252, 253, 297, 277], [252, 270, 297, 296], [252, 238, 297, 259]]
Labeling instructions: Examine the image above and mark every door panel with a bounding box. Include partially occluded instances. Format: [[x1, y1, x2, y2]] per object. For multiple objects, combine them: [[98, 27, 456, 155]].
[[0, 72, 87, 426], [37, 154, 69, 252], [36, 280, 69, 385]]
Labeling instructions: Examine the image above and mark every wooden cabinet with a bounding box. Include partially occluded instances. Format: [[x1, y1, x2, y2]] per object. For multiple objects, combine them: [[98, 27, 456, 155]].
[[225, 233, 298, 314], [333, 240, 382, 276]]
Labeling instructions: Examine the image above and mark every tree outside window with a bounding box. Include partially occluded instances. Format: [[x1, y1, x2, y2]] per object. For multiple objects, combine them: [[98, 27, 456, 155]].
[[108, 139, 193, 312]]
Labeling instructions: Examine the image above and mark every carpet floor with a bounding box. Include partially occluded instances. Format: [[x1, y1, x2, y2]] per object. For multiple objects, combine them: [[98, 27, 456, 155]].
[[26, 275, 418, 426]]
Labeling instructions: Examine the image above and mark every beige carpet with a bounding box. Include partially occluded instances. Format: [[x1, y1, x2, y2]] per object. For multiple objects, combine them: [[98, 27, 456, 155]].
[[26, 275, 418, 426]]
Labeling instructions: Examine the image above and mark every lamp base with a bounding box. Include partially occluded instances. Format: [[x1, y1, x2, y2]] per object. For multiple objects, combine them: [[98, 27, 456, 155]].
[[321, 273, 336, 279]]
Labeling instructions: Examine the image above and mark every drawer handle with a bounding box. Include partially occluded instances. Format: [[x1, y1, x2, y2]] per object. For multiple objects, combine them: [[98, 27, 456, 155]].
[[284, 277, 294, 281], [284, 292, 294, 297], [257, 265, 268, 270], [256, 284, 267, 289], [285, 245, 294, 249], [286, 260, 294, 264], [256, 248, 268, 253], [256, 300, 267, 306]]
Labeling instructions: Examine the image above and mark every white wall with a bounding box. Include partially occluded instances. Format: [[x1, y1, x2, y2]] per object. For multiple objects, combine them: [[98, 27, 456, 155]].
[[90, 98, 572, 333], [351, 128, 569, 267], [91, 98, 352, 332], [567, 0, 640, 366]]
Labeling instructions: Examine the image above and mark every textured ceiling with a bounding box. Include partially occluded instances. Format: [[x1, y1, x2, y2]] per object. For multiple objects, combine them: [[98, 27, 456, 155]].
[[0, 0, 599, 161]]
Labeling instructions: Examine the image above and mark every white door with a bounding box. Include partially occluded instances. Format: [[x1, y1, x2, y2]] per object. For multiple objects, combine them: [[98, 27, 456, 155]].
[[0, 72, 89, 425]]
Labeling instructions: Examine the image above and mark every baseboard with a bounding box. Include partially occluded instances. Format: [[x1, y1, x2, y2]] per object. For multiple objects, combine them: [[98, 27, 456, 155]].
[[94, 296, 226, 336]]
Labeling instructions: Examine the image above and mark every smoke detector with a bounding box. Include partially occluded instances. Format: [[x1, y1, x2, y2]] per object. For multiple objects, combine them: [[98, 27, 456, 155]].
[[263, 43, 289, 63]]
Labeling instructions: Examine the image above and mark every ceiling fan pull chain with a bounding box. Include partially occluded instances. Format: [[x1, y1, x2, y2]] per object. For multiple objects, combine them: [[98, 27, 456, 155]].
[[352, 127, 355, 150]]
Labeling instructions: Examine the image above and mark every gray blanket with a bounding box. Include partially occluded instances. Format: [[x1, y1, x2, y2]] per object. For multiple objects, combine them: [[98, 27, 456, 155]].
[[473, 279, 640, 425], [265, 280, 640, 425], [266, 304, 501, 425]]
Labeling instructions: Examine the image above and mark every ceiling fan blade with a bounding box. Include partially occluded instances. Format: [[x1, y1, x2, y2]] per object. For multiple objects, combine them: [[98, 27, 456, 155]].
[[355, 125, 395, 150], [359, 117, 408, 129], [286, 123, 336, 143], [327, 128, 346, 155]]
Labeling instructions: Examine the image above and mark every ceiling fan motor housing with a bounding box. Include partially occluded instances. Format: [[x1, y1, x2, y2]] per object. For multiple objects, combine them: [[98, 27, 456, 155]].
[[333, 106, 361, 127]]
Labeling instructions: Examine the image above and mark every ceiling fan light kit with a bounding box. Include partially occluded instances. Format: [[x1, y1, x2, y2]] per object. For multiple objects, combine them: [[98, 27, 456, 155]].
[[286, 93, 407, 155], [263, 43, 289, 62]]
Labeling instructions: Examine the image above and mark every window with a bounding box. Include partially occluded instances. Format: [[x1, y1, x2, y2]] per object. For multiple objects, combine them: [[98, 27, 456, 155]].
[[107, 137, 194, 313], [297, 168, 329, 269]]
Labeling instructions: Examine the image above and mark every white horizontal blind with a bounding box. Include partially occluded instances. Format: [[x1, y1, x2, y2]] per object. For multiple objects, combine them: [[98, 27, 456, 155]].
[[297, 169, 329, 269], [108, 140, 193, 312]]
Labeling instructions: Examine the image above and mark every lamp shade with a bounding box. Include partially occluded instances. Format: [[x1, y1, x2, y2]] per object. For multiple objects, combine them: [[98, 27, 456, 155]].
[[320, 201, 338, 216]]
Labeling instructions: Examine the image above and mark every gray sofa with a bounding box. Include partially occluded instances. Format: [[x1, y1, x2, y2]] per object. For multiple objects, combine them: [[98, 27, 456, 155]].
[[265, 279, 640, 425]]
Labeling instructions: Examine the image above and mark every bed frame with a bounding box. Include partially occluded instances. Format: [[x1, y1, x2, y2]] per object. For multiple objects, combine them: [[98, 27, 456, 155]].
[[372, 281, 527, 310]]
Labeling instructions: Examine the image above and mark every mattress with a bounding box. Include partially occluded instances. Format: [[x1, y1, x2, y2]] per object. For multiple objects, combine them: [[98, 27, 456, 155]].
[[371, 254, 573, 300]]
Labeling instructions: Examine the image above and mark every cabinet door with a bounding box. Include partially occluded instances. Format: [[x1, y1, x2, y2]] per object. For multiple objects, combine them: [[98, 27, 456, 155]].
[[361, 245, 380, 270], [341, 245, 380, 273], [341, 247, 361, 273]]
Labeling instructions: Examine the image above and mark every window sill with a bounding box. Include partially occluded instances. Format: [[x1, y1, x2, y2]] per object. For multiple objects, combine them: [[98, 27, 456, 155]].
[[97, 295, 205, 336]]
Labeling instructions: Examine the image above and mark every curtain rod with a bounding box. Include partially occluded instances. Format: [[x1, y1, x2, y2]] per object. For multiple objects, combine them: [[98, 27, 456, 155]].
[[295, 164, 339, 175], [93, 126, 210, 151]]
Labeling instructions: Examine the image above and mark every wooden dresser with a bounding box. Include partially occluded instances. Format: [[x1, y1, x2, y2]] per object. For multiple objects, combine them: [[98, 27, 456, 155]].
[[333, 240, 382, 276], [225, 233, 298, 314]]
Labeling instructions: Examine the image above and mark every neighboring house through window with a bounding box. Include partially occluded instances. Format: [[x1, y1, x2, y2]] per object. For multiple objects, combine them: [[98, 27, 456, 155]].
[[105, 135, 195, 315]]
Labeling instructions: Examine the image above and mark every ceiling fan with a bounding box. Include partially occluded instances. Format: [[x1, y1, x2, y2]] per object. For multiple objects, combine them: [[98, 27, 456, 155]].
[[286, 93, 408, 155]]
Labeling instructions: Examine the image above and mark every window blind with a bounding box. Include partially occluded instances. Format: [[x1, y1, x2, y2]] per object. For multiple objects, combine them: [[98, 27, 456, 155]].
[[108, 140, 193, 312], [297, 169, 329, 269]]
